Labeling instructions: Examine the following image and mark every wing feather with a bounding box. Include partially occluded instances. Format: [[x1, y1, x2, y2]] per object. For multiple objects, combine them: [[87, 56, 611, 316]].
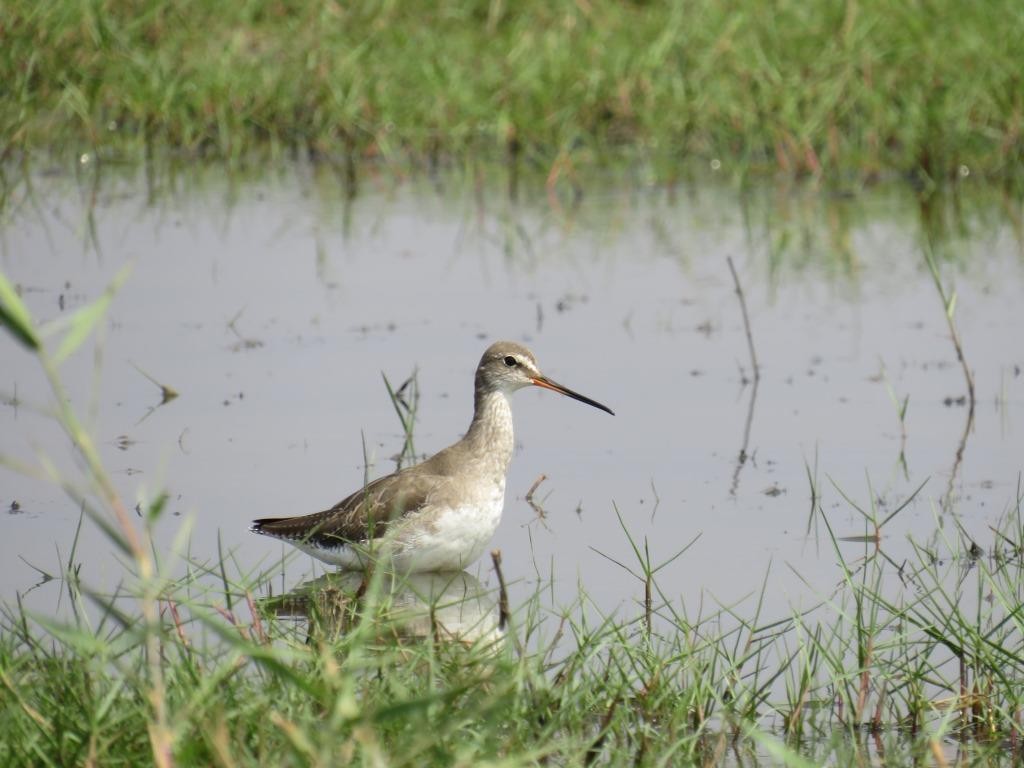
[[251, 469, 443, 547]]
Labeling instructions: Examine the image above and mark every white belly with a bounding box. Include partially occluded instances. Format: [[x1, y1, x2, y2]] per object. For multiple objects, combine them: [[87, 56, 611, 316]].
[[294, 488, 505, 573], [394, 495, 505, 572]]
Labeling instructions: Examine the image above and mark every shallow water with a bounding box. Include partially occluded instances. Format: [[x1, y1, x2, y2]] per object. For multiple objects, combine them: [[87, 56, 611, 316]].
[[1, 164, 1022, 631]]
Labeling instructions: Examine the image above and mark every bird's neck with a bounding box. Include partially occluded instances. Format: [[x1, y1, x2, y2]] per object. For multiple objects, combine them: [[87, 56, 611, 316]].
[[463, 388, 515, 473]]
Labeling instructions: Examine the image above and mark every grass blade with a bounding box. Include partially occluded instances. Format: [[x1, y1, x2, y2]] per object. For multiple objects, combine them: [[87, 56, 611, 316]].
[[0, 270, 40, 350], [53, 263, 132, 364]]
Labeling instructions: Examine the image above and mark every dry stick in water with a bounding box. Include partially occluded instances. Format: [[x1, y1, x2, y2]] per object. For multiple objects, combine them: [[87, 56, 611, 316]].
[[525, 473, 547, 519], [923, 248, 976, 510], [923, 251, 976, 407], [726, 257, 761, 495], [490, 550, 510, 632], [491, 549, 525, 656], [726, 256, 760, 381]]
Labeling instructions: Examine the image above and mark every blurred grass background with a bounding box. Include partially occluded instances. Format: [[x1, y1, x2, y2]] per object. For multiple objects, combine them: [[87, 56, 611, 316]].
[[3, 0, 1022, 178]]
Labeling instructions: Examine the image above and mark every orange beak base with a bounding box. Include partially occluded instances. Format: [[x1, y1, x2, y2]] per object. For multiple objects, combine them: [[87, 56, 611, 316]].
[[531, 376, 614, 416]]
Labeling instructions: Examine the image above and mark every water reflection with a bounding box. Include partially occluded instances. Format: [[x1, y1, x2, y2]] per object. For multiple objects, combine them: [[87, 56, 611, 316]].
[[5, 159, 1021, 275], [1, 161, 1022, 631], [726, 256, 761, 497], [263, 570, 503, 647]]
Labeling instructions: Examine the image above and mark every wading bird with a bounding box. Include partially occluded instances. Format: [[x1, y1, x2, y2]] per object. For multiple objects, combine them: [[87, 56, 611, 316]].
[[250, 341, 613, 572]]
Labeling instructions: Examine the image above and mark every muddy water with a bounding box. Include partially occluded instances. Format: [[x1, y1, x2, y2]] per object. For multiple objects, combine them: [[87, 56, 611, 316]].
[[1, 165, 1022, 627]]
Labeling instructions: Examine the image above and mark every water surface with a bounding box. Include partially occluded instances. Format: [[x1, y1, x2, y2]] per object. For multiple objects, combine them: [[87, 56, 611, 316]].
[[1, 165, 1022, 629]]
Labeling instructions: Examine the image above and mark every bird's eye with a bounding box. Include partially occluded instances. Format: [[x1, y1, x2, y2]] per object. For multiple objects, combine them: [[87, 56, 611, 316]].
[[503, 355, 518, 367]]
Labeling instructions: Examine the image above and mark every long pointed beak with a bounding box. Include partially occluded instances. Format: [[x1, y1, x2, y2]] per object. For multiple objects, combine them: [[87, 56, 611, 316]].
[[531, 375, 615, 416]]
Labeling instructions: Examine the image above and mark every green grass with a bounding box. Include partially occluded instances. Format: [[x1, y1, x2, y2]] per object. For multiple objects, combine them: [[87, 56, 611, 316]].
[[2, 0, 1023, 179]]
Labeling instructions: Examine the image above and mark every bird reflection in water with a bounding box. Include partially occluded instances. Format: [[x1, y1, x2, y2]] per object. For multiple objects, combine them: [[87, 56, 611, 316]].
[[261, 570, 504, 648]]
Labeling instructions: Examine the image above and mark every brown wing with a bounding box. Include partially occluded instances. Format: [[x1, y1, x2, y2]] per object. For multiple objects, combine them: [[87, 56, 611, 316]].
[[250, 470, 442, 548]]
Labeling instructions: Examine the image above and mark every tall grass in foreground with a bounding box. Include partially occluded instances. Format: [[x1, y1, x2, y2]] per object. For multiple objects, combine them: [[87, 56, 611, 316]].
[[2, 268, 1024, 766], [2, 0, 1023, 180]]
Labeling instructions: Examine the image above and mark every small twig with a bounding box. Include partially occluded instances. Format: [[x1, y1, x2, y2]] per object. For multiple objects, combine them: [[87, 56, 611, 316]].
[[923, 250, 975, 407], [922, 247, 976, 510], [727, 257, 761, 496], [130, 361, 179, 405], [730, 380, 759, 497], [382, 369, 418, 469], [491, 550, 510, 632], [726, 256, 760, 383], [491, 550, 527, 658], [226, 307, 263, 350], [525, 474, 548, 519], [525, 473, 547, 502]]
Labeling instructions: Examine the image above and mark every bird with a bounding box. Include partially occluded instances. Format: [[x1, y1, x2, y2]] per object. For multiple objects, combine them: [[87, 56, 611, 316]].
[[250, 341, 613, 573]]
